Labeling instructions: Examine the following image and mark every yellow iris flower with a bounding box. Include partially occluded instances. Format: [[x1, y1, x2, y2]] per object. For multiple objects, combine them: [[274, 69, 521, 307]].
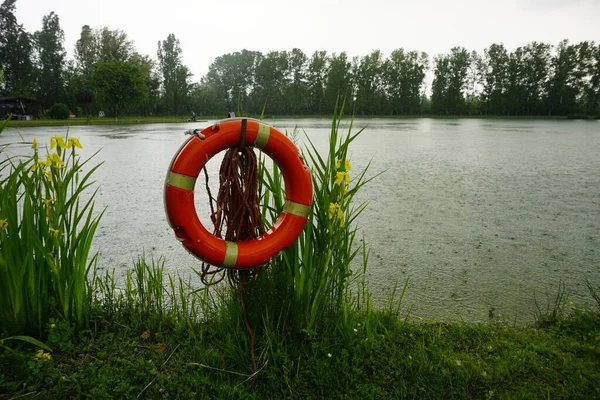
[[50, 136, 67, 150], [48, 153, 64, 167], [67, 137, 83, 149], [0, 219, 8, 231], [335, 159, 351, 171], [328, 203, 345, 226], [31, 138, 38, 150], [49, 227, 62, 237], [335, 171, 350, 186]]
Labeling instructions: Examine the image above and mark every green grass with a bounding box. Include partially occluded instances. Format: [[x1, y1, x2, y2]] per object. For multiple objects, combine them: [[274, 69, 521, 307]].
[[1, 303, 599, 399], [6, 116, 208, 128], [0, 133, 103, 335]]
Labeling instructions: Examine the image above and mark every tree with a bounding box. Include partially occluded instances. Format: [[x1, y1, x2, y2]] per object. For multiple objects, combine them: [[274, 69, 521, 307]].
[[324, 52, 352, 113], [354, 50, 384, 115], [284, 48, 308, 115], [34, 12, 66, 107], [0, 0, 35, 96], [480, 43, 509, 115], [97, 27, 132, 62], [431, 47, 470, 115], [205, 49, 261, 113], [383, 49, 428, 115], [306, 51, 328, 114], [157, 34, 192, 115], [92, 59, 148, 117], [252, 50, 289, 114]]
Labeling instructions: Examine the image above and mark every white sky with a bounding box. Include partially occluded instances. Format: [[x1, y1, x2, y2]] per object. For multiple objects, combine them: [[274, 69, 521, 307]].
[[15, 0, 600, 82]]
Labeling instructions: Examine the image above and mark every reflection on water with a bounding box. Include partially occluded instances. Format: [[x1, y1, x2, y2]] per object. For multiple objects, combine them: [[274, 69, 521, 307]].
[[3, 118, 599, 323]]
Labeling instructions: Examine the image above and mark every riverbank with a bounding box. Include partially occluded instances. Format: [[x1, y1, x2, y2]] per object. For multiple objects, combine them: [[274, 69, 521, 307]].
[[7, 114, 597, 128], [5, 116, 208, 128], [1, 303, 599, 399]]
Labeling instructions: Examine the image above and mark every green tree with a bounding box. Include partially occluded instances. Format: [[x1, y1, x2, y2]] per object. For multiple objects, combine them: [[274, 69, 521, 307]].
[[480, 43, 509, 115], [97, 27, 132, 62], [306, 51, 328, 114], [354, 50, 384, 115], [205, 49, 260, 114], [324, 52, 352, 113], [92, 59, 148, 117], [383, 49, 428, 115], [0, 0, 35, 96], [252, 50, 289, 114], [431, 47, 470, 115], [34, 12, 66, 107], [284, 48, 308, 115]]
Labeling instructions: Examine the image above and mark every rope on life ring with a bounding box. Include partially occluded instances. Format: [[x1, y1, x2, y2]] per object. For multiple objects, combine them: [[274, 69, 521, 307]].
[[164, 118, 313, 269]]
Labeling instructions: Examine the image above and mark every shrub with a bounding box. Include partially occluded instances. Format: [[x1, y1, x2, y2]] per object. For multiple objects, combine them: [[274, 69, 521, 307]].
[[48, 103, 70, 120]]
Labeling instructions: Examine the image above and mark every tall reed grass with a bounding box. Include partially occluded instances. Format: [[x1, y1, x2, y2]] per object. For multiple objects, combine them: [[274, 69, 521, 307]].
[[235, 105, 379, 340], [0, 128, 102, 335]]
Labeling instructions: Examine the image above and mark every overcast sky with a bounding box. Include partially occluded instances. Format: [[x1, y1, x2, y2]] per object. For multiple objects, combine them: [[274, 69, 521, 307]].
[[14, 0, 600, 81]]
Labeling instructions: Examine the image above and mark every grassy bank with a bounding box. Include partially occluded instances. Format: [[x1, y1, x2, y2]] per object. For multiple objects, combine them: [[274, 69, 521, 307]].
[[7, 113, 596, 128], [5, 116, 208, 128], [1, 288, 599, 399]]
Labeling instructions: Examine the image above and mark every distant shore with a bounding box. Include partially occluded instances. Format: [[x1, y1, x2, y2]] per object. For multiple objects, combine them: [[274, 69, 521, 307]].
[[6, 114, 598, 128]]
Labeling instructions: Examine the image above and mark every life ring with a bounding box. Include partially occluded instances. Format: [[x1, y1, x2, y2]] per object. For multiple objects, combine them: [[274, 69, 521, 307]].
[[164, 118, 313, 269]]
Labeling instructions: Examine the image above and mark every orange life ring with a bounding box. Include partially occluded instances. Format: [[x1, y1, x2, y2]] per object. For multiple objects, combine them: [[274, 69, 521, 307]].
[[164, 118, 313, 269]]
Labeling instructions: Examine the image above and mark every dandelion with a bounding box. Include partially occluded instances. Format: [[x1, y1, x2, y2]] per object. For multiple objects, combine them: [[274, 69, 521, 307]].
[[50, 323, 56, 329], [50, 136, 67, 150], [335, 171, 350, 186], [0, 219, 8, 231], [33, 349, 52, 362], [31, 138, 38, 150], [353, 328, 358, 333], [327, 353, 332, 358], [67, 137, 83, 149]]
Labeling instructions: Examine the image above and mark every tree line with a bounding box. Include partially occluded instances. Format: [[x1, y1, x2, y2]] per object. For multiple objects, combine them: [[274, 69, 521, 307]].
[[1, 0, 599, 118]]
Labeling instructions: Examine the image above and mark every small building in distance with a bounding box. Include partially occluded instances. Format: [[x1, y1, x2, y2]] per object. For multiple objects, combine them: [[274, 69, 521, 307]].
[[0, 96, 43, 120]]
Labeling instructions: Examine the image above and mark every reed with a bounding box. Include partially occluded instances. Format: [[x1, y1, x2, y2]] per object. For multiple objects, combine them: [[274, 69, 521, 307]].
[[239, 103, 378, 338], [0, 131, 102, 335]]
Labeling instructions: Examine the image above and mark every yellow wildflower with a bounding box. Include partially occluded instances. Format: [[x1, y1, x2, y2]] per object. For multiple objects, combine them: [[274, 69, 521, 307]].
[[39, 157, 52, 167], [50, 323, 56, 329], [31, 138, 38, 150], [33, 349, 52, 362], [335, 159, 351, 171], [48, 153, 64, 167], [49, 227, 62, 238], [45, 170, 52, 181], [0, 219, 8, 231], [335, 171, 350, 186], [328, 203, 345, 227], [67, 137, 83, 149], [44, 198, 54, 218], [50, 136, 67, 149], [327, 353, 332, 358], [353, 328, 358, 333]]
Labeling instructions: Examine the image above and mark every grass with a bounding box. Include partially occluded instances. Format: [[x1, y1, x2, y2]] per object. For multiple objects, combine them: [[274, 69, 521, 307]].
[[1, 302, 599, 399], [5, 113, 580, 128], [1, 111, 599, 398], [0, 131, 104, 335], [5, 116, 208, 128]]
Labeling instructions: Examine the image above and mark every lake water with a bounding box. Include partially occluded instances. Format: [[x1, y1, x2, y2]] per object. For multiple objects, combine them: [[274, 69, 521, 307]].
[[3, 118, 599, 323]]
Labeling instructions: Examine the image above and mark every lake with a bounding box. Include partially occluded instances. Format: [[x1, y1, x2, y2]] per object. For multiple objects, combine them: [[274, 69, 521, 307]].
[[3, 118, 599, 323]]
